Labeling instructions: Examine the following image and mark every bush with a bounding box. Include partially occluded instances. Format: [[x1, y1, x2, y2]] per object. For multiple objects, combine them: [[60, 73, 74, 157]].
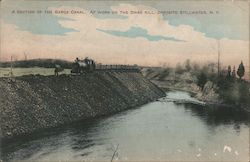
[[175, 63, 185, 74], [158, 68, 171, 81], [197, 71, 207, 89], [237, 61, 245, 80], [184, 59, 192, 72], [217, 78, 250, 106]]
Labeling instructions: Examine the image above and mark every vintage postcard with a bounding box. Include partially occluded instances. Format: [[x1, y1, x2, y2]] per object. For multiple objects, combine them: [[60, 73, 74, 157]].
[[0, 0, 249, 161]]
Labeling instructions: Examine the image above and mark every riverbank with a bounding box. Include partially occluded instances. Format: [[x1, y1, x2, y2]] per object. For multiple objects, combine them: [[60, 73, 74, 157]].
[[0, 72, 165, 138], [142, 67, 250, 110], [151, 79, 220, 104]]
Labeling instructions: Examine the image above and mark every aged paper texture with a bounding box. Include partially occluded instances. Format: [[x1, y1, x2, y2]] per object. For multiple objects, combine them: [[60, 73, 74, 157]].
[[0, 0, 249, 161]]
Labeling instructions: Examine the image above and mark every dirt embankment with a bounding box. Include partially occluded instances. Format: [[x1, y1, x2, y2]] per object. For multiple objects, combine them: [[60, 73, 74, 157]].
[[0, 72, 165, 138]]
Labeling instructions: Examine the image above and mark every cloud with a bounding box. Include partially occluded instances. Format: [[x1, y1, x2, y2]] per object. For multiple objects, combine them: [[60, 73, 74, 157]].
[[156, 1, 249, 40], [1, 4, 249, 72], [2, 0, 248, 40], [97, 26, 185, 42], [1, 2, 78, 36]]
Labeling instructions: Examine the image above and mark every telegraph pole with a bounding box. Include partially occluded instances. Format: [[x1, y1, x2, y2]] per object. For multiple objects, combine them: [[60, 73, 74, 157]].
[[10, 55, 13, 76], [249, 1, 250, 81], [217, 39, 221, 77], [24, 52, 28, 60]]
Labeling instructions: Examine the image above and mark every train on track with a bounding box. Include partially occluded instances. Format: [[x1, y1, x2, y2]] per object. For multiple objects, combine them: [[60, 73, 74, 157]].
[[55, 57, 140, 76], [71, 57, 96, 74]]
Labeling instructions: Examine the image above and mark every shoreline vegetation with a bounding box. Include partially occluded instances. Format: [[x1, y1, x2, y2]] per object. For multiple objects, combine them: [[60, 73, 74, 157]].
[[141, 60, 250, 112]]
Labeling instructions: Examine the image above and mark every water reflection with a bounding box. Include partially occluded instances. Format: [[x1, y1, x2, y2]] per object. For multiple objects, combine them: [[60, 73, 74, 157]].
[[1, 91, 249, 161], [183, 103, 249, 127]]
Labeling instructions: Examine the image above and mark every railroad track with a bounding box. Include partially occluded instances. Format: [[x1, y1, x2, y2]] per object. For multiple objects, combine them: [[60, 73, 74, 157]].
[[94, 64, 140, 72]]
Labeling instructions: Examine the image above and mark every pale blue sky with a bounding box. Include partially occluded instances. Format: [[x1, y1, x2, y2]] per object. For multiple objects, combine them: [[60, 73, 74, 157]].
[[1, 0, 249, 40]]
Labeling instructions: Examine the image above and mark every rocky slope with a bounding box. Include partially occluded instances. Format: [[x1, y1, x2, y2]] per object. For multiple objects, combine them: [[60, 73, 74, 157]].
[[0, 72, 165, 138]]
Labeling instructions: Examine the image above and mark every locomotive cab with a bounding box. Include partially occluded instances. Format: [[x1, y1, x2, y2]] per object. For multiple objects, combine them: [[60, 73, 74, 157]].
[[71, 57, 95, 74]]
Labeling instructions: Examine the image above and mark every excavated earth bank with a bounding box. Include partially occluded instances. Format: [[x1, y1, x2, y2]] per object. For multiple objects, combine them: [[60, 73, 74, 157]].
[[0, 72, 165, 138]]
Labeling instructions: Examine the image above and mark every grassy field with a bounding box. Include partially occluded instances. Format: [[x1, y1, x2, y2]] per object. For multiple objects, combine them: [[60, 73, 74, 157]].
[[0, 67, 71, 77]]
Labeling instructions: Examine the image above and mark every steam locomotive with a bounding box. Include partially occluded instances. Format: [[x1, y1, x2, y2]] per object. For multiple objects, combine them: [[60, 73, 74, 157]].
[[71, 57, 96, 74]]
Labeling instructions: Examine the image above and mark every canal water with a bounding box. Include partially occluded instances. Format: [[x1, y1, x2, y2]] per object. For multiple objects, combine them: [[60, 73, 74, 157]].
[[1, 91, 249, 161]]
